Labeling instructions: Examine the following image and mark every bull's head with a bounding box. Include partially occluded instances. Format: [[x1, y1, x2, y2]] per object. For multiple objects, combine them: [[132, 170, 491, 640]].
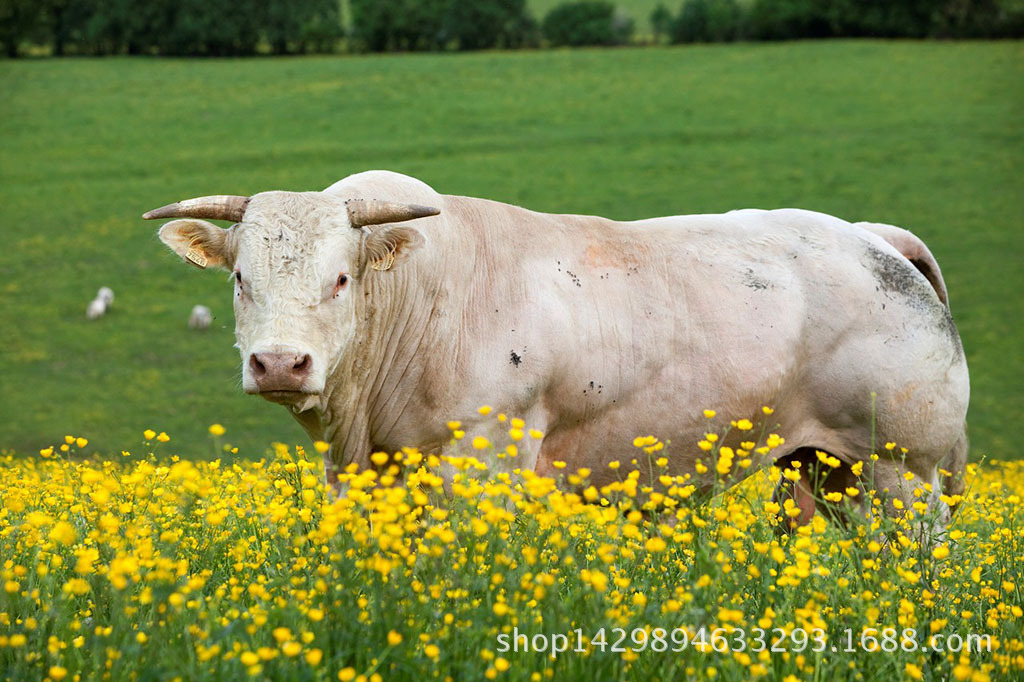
[[145, 192, 439, 409]]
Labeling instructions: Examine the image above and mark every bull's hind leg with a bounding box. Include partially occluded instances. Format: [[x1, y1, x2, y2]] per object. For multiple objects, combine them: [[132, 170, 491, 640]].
[[938, 425, 969, 514], [771, 448, 861, 534], [860, 455, 952, 546]]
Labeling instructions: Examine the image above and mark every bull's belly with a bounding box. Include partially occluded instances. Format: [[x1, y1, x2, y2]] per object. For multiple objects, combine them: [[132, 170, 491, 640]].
[[526, 311, 967, 487], [533, 380, 787, 488]]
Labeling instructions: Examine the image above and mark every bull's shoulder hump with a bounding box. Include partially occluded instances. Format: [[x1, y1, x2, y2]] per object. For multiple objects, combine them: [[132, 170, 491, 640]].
[[323, 170, 442, 205]]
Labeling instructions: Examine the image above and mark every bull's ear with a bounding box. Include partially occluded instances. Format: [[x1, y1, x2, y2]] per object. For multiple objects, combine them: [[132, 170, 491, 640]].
[[158, 219, 233, 270], [362, 225, 425, 273]]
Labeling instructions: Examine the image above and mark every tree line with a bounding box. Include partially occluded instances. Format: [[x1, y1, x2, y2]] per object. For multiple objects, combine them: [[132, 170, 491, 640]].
[[2, 0, 1019, 58]]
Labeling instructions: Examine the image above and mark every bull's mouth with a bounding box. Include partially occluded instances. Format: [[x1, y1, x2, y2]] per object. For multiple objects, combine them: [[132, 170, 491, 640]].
[[254, 390, 313, 405], [252, 390, 325, 414]]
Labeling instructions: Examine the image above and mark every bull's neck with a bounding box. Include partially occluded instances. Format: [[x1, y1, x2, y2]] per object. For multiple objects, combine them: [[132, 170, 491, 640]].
[[319, 253, 445, 470]]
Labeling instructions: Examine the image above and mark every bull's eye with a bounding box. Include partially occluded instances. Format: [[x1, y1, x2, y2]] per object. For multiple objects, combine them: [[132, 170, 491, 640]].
[[332, 273, 350, 299]]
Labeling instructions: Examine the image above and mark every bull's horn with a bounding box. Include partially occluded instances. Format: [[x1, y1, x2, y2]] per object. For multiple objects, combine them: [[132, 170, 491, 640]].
[[142, 195, 250, 221], [346, 199, 440, 228]]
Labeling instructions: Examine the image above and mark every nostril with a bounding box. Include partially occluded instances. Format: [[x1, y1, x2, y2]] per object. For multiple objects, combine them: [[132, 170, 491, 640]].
[[249, 354, 266, 377], [293, 355, 312, 374]]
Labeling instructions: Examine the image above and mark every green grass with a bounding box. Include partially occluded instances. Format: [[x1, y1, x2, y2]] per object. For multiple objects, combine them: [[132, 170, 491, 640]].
[[0, 41, 1021, 459]]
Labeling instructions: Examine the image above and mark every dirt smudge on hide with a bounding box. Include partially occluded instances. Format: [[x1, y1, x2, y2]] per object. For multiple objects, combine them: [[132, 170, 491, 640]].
[[584, 243, 641, 271], [867, 246, 928, 300], [743, 268, 772, 291], [865, 245, 964, 360], [510, 350, 522, 368]]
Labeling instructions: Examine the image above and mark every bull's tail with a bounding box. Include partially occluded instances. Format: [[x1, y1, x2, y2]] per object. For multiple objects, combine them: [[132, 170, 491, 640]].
[[855, 222, 949, 306]]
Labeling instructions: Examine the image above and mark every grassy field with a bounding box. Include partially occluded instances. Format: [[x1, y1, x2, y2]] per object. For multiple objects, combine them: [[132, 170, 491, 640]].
[[0, 41, 1021, 459]]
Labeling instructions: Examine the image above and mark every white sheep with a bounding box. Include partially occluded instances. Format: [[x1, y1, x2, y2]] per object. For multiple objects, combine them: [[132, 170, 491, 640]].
[[86, 298, 106, 320], [189, 305, 212, 330]]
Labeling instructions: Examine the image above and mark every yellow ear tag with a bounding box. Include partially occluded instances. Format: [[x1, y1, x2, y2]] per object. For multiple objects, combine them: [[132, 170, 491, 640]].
[[185, 245, 208, 268], [371, 248, 396, 272]]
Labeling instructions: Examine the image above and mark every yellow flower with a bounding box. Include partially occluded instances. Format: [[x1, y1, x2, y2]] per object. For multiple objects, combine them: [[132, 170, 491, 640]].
[[528, 429, 544, 439], [156, 432, 170, 442], [387, 630, 403, 646], [282, 641, 302, 657], [495, 657, 510, 672], [306, 649, 323, 665], [207, 423, 225, 436], [645, 537, 667, 552], [472, 436, 490, 450], [49, 667, 68, 681], [50, 521, 77, 546], [932, 545, 950, 559], [761, 406, 774, 415], [478, 405, 492, 415], [75, 437, 88, 448], [702, 409, 716, 418], [552, 461, 566, 469], [143, 429, 156, 440], [425, 644, 440, 659], [370, 452, 390, 466], [734, 419, 753, 430], [338, 668, 356, 682]]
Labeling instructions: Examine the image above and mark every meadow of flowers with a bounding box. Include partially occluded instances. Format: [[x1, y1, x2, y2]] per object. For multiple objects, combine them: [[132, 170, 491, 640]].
[[1, 411, 1021, 682]]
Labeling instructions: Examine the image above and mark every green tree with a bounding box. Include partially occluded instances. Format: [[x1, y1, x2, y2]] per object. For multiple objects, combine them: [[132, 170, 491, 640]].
[[543, 1, 634, 46], [672, 0, 741, 42], [0, 0, 43, 57], [349, 0, 448, 51], [748, 0, 833, 39], [650, 3, 674, 43], [444, 0, 537, 50], [262, 0, 340, 54]]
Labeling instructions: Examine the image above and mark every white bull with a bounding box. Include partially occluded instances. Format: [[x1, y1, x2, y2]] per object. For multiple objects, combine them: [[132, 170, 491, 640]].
[[146, 170, 969, 530]]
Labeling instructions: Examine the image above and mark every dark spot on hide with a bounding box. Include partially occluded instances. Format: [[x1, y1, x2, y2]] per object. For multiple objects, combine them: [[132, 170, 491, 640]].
[[743, 268, 771, 291], [510, 350, 522, 367], [865, 245, 964, 360], [866, 246, 929, 300], [941, 306, 965, 360]]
